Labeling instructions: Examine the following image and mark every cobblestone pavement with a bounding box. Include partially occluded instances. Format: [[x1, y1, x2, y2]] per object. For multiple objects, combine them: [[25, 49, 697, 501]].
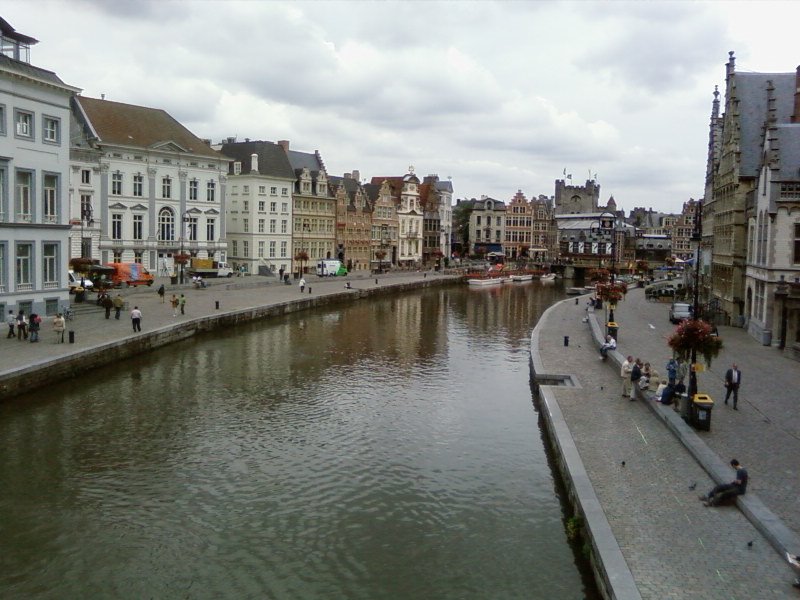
[[608, 288, 800, 539], [1, 271, 450, 377], [537, 296, 797, 599]]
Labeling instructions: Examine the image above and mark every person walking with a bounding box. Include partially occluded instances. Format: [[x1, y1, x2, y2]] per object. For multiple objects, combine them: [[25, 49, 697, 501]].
[[102, 293, 113, 319], [28, 313, 41, 342], [131, 306, 143, 332], [179, 294, 186, 315], [52, 313, 66, 343], [113, 294, 124, 320], [16, 310, 28, 341], [620, 355, 633, 398], [157, 284, 165, 303], [299, 277, 306, 293], [6, 310, 15, 339], [724, 363, 742, 409], [170, 294, 179, 317]]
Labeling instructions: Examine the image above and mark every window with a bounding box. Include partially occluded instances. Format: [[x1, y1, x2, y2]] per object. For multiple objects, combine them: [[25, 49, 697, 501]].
[[112, 251, 122, 263], [43, 243, 57, 287], [134, 251, 143, 264], [162, 177, 172, 199], [15, 110, 33, 138], [0, 104, 5, 135], [43, 174, 57, 222], [270, 202, 276, 212], [243, 185, 250, 195], [189, 179, 198, 201], [232, 240, 238, 256], [112, 214, 123, 240], [233, 162, 241, 175], [206, 219, 216, 241], [243, 201, 249, 211], [133, 214, 143, 240], [259, 186, 266, 195], [280, 241, 287, 258], [133, 174, 143, 197], [258, 201, 265, 212], [269, 241, 275, 258], [243, 219, 249, 233], [112, 172, 122, 195], [281, 220, 287, 234], [43, 116, 60, 143], [80, 194, 93, 222], [187, 217, 198, 241], [158, 208, 174, 241], [282, 188, 288, 196], [269, 219, 276, 233], [794, 223, 800, 264], [16, 171, 32, 221], [270, 187, 277, 195], [207, 180, 216, 202], [243, 240, 249, 257], [258, 218, 265, 233], [258, 241, 265, 258], [281, 202, 288, 212], [15, 243, 32, 287], [81, 169, 91, 185]]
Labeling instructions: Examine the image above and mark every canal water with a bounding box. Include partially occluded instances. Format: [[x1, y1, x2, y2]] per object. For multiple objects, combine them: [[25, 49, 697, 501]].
[[0, 282, 598, 599]]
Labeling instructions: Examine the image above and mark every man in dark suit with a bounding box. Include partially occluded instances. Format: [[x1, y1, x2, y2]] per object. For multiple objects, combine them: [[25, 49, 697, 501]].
[[724, 363, 742, 409]]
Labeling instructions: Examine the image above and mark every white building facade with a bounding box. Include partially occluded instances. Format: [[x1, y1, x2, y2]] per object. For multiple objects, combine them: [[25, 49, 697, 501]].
[[0, 19, 79, 316], [71, 97, 229, 276]]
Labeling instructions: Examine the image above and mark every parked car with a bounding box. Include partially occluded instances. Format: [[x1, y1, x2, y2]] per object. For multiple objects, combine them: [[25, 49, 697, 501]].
[[68, 270, 94, 292], [669, 302, 693, 324]]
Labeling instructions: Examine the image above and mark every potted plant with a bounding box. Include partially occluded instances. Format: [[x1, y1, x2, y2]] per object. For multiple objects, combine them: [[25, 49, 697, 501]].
[[667, 319, 723, 367]]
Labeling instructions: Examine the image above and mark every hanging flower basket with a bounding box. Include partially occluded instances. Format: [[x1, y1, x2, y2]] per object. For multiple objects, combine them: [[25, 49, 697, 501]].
[[636, 260, 649, 274], [667, 319, 723, 366], [294, 251, 309, 262], [595, 281, 627, 303], [588, 268, 610, 282], [173, 253, 191, 265]]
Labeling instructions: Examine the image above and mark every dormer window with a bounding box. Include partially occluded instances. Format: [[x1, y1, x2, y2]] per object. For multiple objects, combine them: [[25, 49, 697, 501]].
[[233, 162, 241, 175]]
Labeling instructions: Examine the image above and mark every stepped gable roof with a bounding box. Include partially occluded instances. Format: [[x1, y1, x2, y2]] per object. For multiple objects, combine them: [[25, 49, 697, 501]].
[[76, 96, 222, 159], [774, 124, 800, 182], [220, 140, 294, 178], [735, 72, 795, 178], [370, 176, 403, 195], [363, 183, 381, 202], [286, 148, 325, 176]]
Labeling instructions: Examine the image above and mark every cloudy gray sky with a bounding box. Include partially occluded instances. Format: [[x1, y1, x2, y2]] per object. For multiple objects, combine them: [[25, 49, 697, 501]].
[[6, 1, 798, 213]]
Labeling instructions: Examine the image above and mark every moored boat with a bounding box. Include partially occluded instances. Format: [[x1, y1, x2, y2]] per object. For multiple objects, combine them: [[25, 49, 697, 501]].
[[540, 273, 556, 282]]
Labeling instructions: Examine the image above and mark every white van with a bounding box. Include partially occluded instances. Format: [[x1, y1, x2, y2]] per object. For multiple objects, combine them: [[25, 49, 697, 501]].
[[316, 260, 346, 276], [68, 271, 94, 291]]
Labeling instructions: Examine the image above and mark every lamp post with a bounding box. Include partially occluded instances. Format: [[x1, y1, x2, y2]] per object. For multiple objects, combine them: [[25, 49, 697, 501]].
[[80, 201, 93, 258], [380, 224, 389, 273], [688, 200, 704, 403], [179, 211, 191, 284]]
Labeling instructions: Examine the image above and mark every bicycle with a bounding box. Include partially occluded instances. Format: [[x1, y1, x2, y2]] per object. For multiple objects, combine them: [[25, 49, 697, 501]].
[[63, 307, 75, 321]]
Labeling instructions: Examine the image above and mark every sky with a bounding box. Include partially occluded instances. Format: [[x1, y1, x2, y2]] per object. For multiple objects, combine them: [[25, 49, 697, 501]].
[[5, 1, 799, 214]]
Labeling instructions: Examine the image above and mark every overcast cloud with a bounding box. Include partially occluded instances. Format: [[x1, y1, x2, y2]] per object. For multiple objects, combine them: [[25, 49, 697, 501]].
[[5, 0, 798, 213]]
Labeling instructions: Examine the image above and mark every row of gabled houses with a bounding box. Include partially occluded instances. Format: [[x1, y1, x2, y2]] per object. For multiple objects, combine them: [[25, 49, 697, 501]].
[[0, 18, 452, 316]]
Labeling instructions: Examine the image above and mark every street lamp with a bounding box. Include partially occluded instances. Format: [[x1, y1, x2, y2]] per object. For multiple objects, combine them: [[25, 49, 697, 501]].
[[687, 200, 704, 404], [80, 200, 94, 258], [380, 224, 389, 273], [179, 210, 191, 284]]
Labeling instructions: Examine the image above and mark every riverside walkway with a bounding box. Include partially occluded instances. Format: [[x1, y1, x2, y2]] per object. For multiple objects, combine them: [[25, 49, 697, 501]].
[[533, 286, 799, 599], [0, 271, 455, 393]]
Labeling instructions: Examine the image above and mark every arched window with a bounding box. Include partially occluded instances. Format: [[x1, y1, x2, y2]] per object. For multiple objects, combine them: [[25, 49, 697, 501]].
[[159, 207, 175, 241]]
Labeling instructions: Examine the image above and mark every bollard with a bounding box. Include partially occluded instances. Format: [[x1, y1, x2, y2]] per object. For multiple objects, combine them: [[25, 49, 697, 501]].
[[68, 330, 75, 344], [563, 336, 569, 347], [308, 287, 312, 294], [375, 278, 378, 285], [575, 297, 579, 305], [215, 300, 219, 310]]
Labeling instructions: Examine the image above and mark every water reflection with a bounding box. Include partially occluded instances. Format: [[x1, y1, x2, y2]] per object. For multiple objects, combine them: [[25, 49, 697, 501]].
[[0, 281, 596, 599]]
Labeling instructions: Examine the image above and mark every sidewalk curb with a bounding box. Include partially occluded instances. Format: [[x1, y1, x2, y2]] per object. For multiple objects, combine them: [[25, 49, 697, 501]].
[[531, 295, 642, 600]]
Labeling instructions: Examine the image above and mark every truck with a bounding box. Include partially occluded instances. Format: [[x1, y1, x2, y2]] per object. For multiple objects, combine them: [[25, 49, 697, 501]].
[[316, 259, 347, 277], [104, 263, 155, 287], [186, 258, 234, 278]]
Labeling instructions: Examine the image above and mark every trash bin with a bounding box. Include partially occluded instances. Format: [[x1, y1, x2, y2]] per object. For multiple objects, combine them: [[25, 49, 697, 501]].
[[606, 321, 619, 341], [74, 289, 85, 303], [691, 394, 714, 431], [170, 275, 178, 285]]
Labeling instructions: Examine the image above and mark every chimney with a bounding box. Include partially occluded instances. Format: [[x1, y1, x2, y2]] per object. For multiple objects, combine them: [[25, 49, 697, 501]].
[[278, 140, 290, 153], [226, 136, 236, 144], [352, 169, 360, 182], [792, 66, 800, 123], [344, 172, 352, 180], [251, 153, 259, 174]]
